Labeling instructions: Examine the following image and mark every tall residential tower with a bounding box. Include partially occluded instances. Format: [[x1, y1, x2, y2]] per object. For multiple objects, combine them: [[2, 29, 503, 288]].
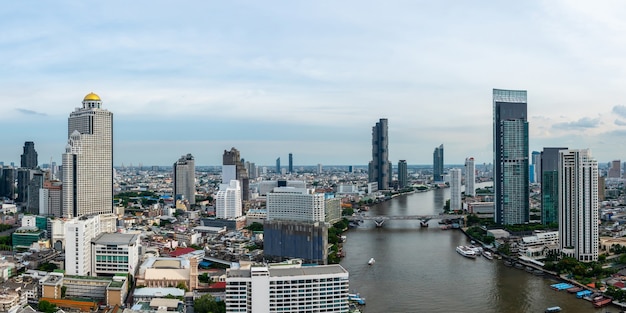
[[541, 147, 568, 225], [173, 154, 195, 205], [433, 144, 444, 182], [464, 157, 475, 197], [559, 149, 598, 262], [493, 89, 529, 225], [62, 93, 113, 218], [368, 118, 390, 190]]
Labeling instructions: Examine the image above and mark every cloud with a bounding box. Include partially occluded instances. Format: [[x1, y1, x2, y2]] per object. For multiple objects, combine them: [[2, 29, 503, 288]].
[[16, 108, 47, 116], [615, 119, 626, 126], [612, 105, 626, 118], [552, 117, 601, 129]]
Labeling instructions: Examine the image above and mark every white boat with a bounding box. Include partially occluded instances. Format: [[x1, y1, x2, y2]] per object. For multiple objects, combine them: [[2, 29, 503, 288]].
[[368, 258, 375, 265], [348, 293, 366, 305], [469, 245, 483, 255], [482, 250, 494, 260], [456, 246, 477, 258]]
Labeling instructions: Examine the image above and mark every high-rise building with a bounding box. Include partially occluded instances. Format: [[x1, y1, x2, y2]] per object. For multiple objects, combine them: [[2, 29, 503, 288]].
[[541, 147, 567, 225], [222, 148, 250, 201], [225, 261, 349, 313], [65, 214, 102, 276], [288, 153, 293, 173], [62, 93, 113, 218], [368, 118, 390, 190], [398, 160, 408, 189], [531, 151, 541, 184], [215, 180, 242, 219], [608, 160, 621, 178], [317, 163, 323, 174], [173, 154, 195, 205], [40, 180, 63, 217], [493, 89, 529, 225], [559, 149, 598, 262], [464, 157, 475, 197], [433, 144, 444, 182], [263, 220, 328, 265], [275, 157, 281, 174], [20, 141, 38, 169], [267, 187, 325, 222], [0, 166, 16, 200], [449, 168, 462, 211]]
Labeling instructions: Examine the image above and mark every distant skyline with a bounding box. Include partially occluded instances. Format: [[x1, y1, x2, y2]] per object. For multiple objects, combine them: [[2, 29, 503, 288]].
[[2, 2, 626, 166]]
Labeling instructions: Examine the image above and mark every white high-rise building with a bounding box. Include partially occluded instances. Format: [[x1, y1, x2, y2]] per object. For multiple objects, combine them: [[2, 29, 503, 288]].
[[174, 154, 195, 205], [266, 187, 325, 222], [449, 168, 462, 211], [558, 149, 598, 262], [62, 93, 113, 218], [225, 260, 349, 313], [65, 215, 102, 276], [216, 180, 242, 219], [464, 157, 475, 197]]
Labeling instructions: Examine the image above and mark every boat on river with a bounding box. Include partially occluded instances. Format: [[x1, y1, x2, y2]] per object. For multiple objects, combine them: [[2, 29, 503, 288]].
[[544, 306, 561, 313], [456, 246, 477, 258], [368, 258, 375, 265], [481, 251, 494, 260], [593, 297, 612, 308], [348, 293, 366, 305]]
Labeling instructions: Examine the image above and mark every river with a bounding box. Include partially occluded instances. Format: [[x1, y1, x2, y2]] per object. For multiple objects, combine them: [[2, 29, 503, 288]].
[[340, 183, 609, 313]]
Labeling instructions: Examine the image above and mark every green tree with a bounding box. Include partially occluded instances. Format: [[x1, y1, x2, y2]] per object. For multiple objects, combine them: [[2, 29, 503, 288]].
[[245, 222, 263, 232], [194, 294, 225, 313], [38, 300, 57, 313], [176, 282, 189, 292]]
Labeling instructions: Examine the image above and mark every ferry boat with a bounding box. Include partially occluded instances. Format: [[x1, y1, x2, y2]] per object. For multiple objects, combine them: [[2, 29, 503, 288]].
[[456, 246, 477, 258], [593, 297, 612, 308], [481, 250, 494, 260], [348, 293, 366, 305], [368, 258, 375, 265]]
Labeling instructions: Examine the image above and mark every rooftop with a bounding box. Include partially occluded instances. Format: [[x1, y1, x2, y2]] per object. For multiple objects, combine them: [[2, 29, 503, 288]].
[[93, 233, 139, 246]]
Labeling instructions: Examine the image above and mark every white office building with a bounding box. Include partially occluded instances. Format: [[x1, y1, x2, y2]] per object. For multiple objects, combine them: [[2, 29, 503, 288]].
[[65, 215, 102, 276], [225, 260, 349, 313], [449, 168, 462, 211], [559, 149, 599, 262], [174, 154, 195, 205], [266, 187, 325, 222], [464, 157, 475, 197], [518, 231, 559, 260], [62, 93, 113, 218], [92, 233, 141, 276], [216, 180, 242, 219]]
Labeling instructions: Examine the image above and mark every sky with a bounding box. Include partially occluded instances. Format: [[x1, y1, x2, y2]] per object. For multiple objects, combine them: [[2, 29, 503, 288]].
[[2, 1, 626, 167]]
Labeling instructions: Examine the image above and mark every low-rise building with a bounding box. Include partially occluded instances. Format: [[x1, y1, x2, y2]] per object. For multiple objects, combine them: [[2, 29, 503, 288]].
[[518, 231, 559, 260]]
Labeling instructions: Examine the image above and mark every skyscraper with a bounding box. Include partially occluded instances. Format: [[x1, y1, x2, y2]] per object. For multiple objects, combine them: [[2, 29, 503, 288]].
[[20, 141, 38, 169], [398, 160, 408, 189], [541, 147, 567, 225], [449, 168, 462, 211], [173, 154, 195, 205], [276, 157, 281, 174], [222, 148, 250, 201], [559, 149, 598, 262], [215, 180, 242, 219], [493, 89, 529, 225], [608, 160, 621, 178], [0, 166, 16, 200], [531, 151, 541, 184], [62, 93, 113, 218], [368, 118, 390, 190], [433, 144, 444, 182], [464, 157, 475, 197], [288, 153, 293, 173]]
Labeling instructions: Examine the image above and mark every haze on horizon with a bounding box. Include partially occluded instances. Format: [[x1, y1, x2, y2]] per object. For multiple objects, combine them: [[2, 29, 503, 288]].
[[2, 1, 626, 167]]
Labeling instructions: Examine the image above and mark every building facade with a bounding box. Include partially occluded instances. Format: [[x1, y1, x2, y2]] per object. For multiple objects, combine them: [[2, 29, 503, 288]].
[[266, 188, 325, 222], [464, 157, 475, 197], [173, 154, 195, 205], [91, 233, 140, 277], [398, 160, 408, 189], [65, 215, 102, 276], [223, 148, 250, 201], [368, 118, 390, 190], [433, 144, 444, 182], [216, 180, 242, 219], [559, 149, 599, 262], [449, 168, 462, 211], [493, 89, 529, 225], [541, 147, 568, 225], [62, 93, 113, 218], [225, 261, 349, 313], [263, 220, 328, 265], [288, 153, 293, 173]]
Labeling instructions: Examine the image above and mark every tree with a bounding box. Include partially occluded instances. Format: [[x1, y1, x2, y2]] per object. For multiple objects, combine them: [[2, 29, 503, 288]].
[[194, 294, 225, 313], [38, 300, 57, 313], [245, 222, 263, 232], [176, 282, 189, 292]]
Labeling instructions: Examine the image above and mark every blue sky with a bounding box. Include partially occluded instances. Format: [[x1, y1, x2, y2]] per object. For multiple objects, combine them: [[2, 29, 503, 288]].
[[2, 1, 626, 166]]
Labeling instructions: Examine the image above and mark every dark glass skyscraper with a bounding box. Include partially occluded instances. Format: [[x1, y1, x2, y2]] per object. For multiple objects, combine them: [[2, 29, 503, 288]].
[[541, 147, 567, 225], [288, 153, 293, 173], [20, 141, 38, 169], [433, 144, 444, 182], [276, 157, 281, 174], [493, 89, 529, 225], [368, 118, 390, 190], [398, 160, 408, 189]]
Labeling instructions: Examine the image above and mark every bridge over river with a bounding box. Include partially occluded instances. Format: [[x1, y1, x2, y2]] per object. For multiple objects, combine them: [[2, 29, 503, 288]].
[[347, 214, 465, 227]]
